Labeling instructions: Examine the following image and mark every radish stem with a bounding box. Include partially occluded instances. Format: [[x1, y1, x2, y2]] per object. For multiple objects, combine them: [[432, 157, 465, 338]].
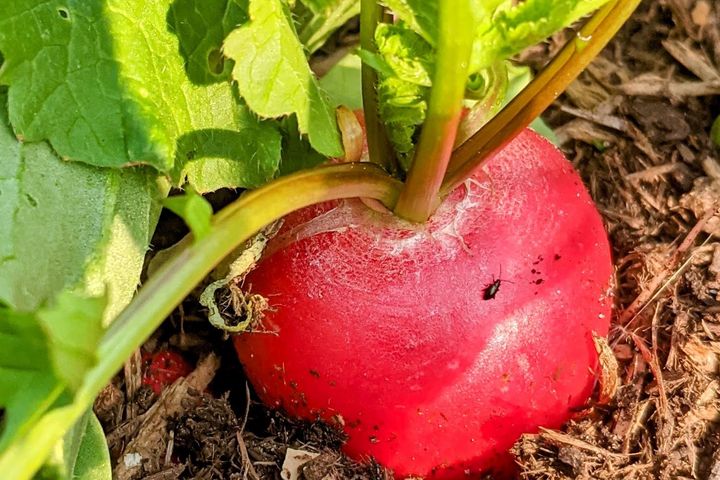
[[360, 0, 397, 174], [393, 0, 474, 223], [100, 163, 401, 361], [441, 0, 642, 194]]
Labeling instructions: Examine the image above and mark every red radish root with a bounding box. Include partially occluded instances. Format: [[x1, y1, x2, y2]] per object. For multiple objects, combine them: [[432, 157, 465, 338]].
[[234, 129, 613, 479]]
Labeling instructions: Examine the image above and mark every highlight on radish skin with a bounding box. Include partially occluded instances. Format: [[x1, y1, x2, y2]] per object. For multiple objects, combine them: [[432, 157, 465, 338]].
[[234, 129, 612, 479]]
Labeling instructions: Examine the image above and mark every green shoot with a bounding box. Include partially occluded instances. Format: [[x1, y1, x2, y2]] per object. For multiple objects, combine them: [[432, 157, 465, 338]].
[[392, 0, 474, 222]]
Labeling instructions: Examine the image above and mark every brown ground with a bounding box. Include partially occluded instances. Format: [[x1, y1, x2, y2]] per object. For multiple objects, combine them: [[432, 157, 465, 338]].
[[96, 1, 720, 479]]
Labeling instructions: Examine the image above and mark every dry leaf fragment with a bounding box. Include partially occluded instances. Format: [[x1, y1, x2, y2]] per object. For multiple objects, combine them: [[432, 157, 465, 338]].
[[691, 1, 711, 28], [281, 448, 321, 480], [594, 333, 620, 404]]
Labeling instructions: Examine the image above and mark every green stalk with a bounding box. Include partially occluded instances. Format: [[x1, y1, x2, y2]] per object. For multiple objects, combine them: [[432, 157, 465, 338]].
[[360, 0, 397, 174], [0, 163, 402, 480], [100, 163, 400, 361], [441, 0, 641, 194], [393, 0, 474, 223]]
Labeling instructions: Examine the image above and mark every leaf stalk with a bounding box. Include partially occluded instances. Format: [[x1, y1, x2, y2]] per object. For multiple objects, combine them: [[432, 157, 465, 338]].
[[393, 0, 475, 222], [360, 0, 397, 174]]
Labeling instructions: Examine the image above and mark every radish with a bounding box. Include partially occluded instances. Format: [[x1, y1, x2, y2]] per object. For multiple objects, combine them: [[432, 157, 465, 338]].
[[234, 128, 612, 478], [142, 350, 193, 395]]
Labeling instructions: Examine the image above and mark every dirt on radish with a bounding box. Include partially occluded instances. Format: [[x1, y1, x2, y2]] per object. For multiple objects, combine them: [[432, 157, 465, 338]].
[[98, 3, 720, 479]]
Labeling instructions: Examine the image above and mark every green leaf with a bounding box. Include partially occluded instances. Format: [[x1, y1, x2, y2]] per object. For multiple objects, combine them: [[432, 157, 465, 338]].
[[0, 305, 64, 453], [70, 412, 111, 480], [380, 0, 610, 74], [711, 115, 720, 147], [167, 0, 249, 84], [0, 293, 106, 453], [0, 0, 248, 175], [224, 0, 343, 158], [0, 85, 139, 474], [299, 0, 348, 13], [174, 102, 283, 192], [278, 117, 327, 176], [163, 189, 213, 241], [377, 75, 427, 169], [318, 54, 363, 110], [0, 90, 161, 321], [296, 0, 360, 54], [37, 292, 106, 393], [359, 23, 429, 169], [35, 412, 110, 480], [374, 23, 433, 87], [379, 0, 438, 45], [470, 0, 610, 72], [0, 294, 108, 480], [59, 413, 91, 480]]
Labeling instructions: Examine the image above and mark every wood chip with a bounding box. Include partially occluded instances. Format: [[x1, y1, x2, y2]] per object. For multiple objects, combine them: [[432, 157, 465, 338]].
[[662, 39, 720, 82], [94, 382, 124, 427], [680, 336, 720, 373], [708, 437, 720, 479], [701, 157, 720, 181], [620, 74, 720, 97], [679, 178, 720, 236], [626, 163, 688, 182], [559, 104, 627, 131], [554, 118, 617, 146], [539, 428, 628, 459], [124, 349, 143, 420], [710, 246, 720, 277], [138, 464, 186, 480], [691, 1, 711, 28]]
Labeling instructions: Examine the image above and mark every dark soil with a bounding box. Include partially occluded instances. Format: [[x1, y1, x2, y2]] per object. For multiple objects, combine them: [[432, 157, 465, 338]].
[[98, 1, 720, 479]]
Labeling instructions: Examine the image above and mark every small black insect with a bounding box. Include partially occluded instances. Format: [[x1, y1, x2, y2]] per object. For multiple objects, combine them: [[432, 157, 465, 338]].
[[482, 266, 512, 300]]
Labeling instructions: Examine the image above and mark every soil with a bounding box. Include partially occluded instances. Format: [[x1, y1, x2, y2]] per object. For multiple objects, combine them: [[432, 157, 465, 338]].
[[97, 2, 720, 479]]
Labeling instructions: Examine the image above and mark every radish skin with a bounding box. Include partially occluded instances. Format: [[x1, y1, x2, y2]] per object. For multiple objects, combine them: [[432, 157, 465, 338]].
[[234, 129, 612, 478]]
